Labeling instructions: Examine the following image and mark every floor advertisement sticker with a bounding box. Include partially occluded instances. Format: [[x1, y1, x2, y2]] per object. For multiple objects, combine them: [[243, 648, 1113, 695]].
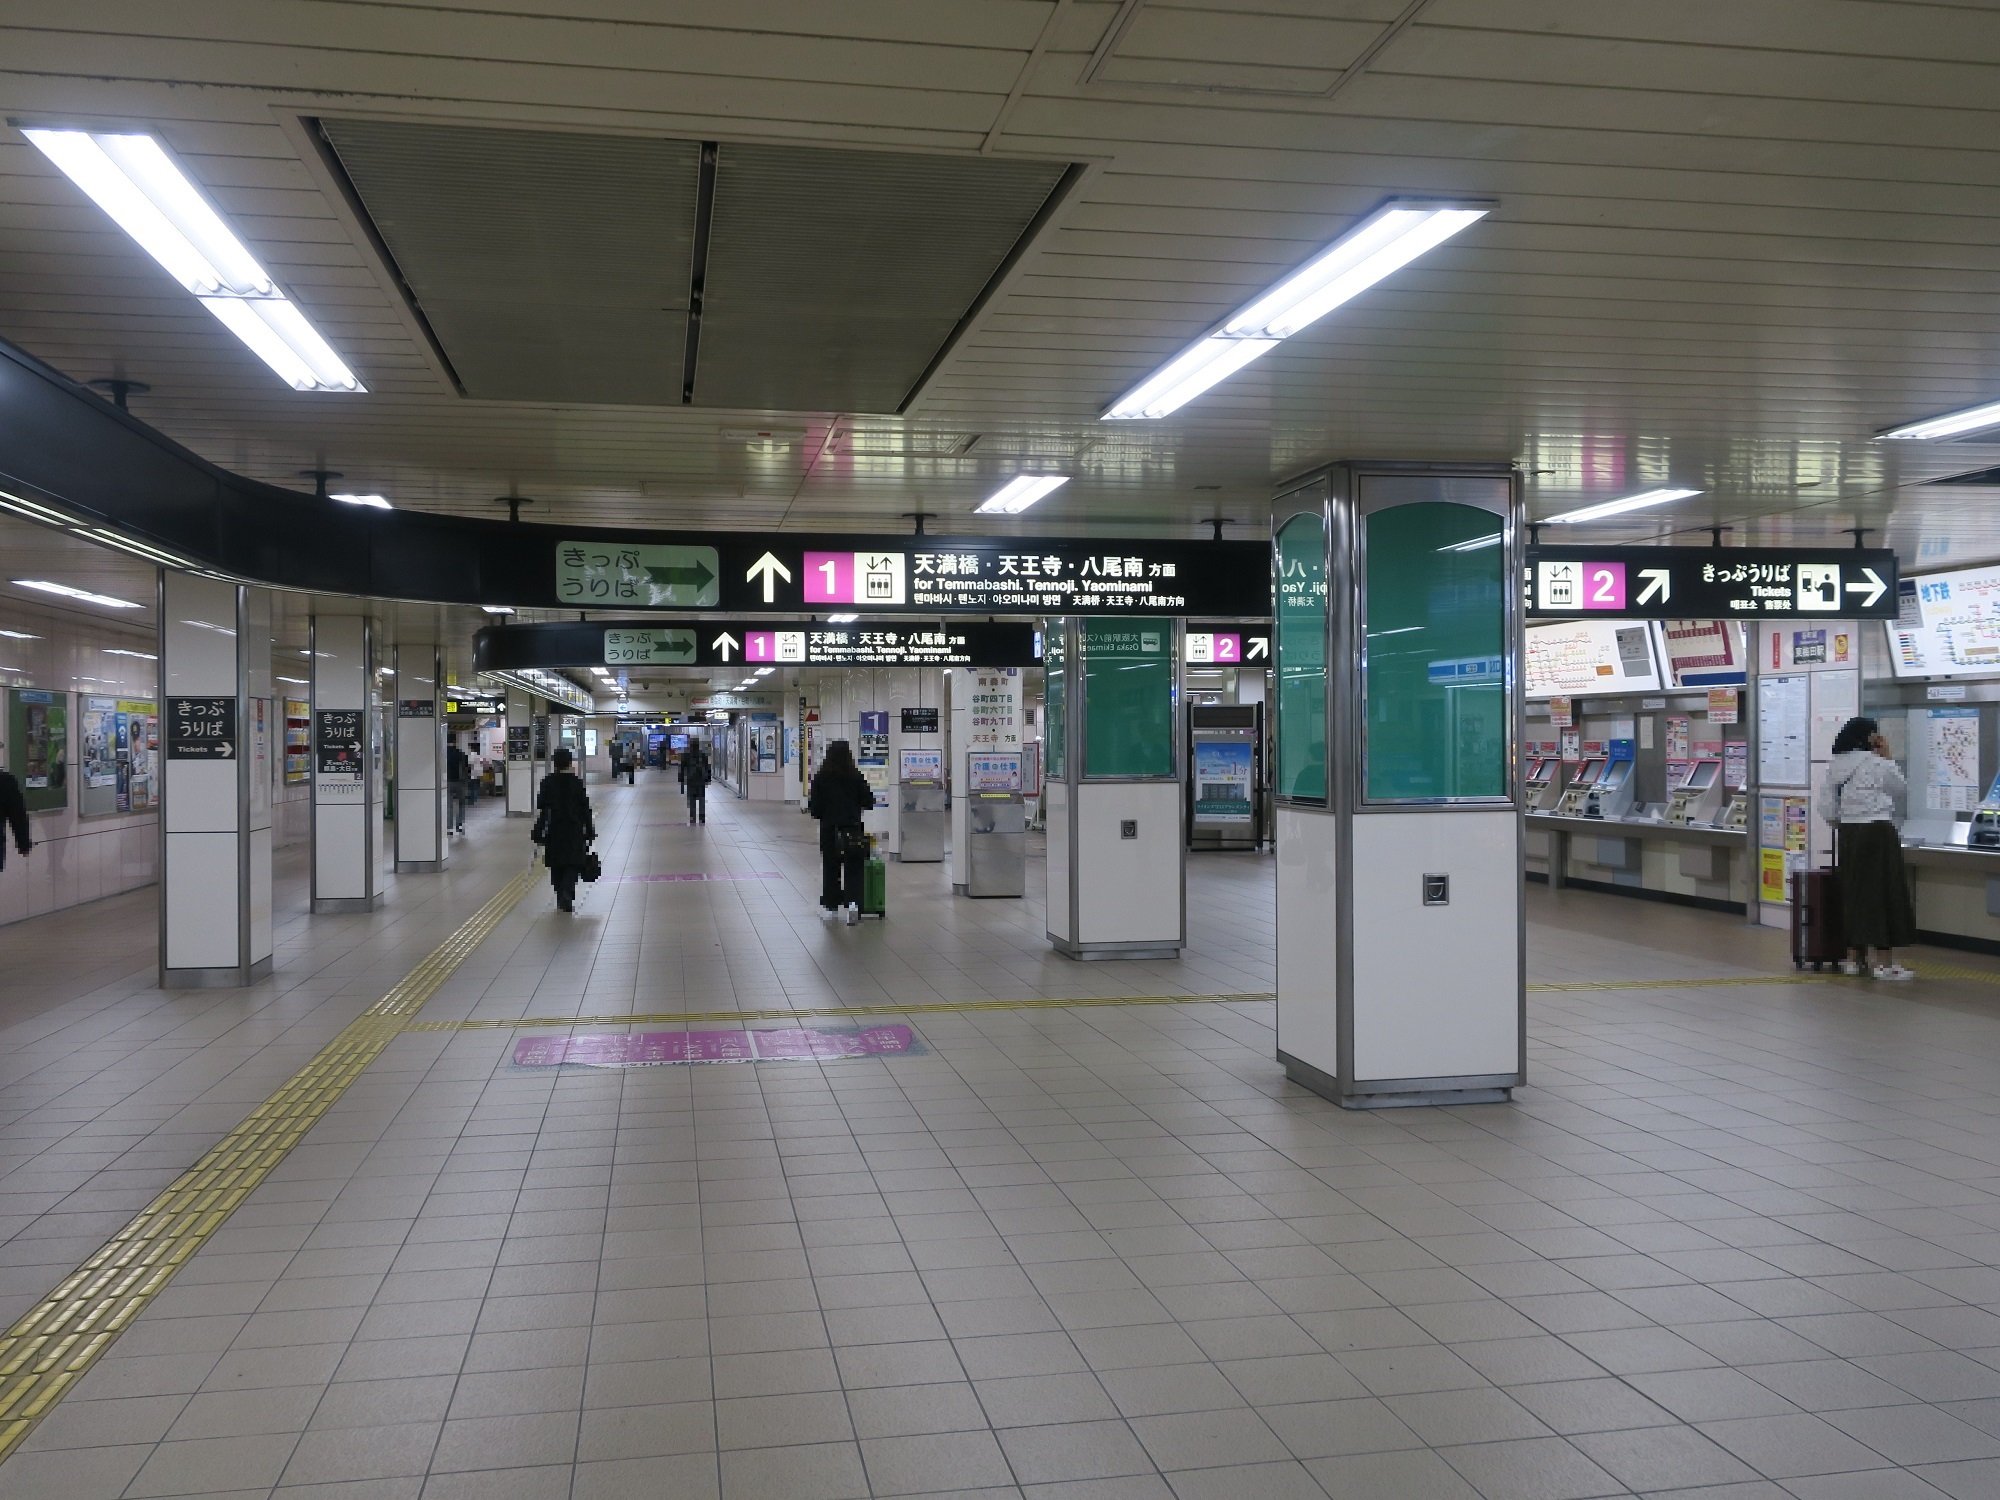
[[513, 1026, 918, 1068]]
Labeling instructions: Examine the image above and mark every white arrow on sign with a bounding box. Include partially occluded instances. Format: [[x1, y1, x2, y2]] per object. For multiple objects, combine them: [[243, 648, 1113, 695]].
[[1636, 568, 1671, 606], [712, 632, 739, 662], [1845, 567, 1887, 609], [216, 742, 234, 758], [745, 552, 793, 604], [1246, 638, 1269, 659]]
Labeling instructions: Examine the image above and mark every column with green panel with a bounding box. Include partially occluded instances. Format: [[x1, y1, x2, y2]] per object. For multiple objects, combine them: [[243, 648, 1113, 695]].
[[1272, 463, 1525, 1107], [1040, 615, 1185, 958]]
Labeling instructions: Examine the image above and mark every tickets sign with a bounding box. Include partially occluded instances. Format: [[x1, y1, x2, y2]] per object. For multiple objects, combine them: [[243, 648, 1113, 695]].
[[1528, 547, 1898, 620]]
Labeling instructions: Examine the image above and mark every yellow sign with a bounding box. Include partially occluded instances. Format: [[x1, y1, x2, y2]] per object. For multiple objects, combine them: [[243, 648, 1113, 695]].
[[1760, 847, 1788, 903]]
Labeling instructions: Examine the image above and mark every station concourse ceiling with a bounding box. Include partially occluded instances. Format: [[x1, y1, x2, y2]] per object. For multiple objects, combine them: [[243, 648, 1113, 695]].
[[0, 1, 1999, 578]]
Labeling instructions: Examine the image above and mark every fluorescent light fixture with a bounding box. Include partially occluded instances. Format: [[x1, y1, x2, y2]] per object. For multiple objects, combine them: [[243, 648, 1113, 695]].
[[1544, 487, 1702, 525], [481, 606, 515, 615], [276, 675, 307, 685], [1439, 533, 1503, 553], [1104, 337, 1278, 422], [83, 528, 194, 568], [1878, 399, 2000, 442], [0, 490, 81, 527], [331, 493, 391, 510], [975, 474, 1069, 515], [1104, 199, 1490, 420], [179, 618, 234, 634], [22, 128, 364, 393], [825, 613, 857, 624], [0, 629, 41, 640], [103, 648, 157, 660], [753, 666, 775, 677], [13, 579, 142, 609]]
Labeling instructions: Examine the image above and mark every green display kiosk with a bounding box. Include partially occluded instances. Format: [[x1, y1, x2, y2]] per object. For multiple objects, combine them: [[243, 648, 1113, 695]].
[[1273, 462, 1525, 1106], [1042, 616, 1184, 959]]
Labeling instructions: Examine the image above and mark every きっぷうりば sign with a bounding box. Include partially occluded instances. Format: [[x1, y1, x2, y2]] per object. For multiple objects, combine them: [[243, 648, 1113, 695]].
[[1528, 547, 1898, 621]]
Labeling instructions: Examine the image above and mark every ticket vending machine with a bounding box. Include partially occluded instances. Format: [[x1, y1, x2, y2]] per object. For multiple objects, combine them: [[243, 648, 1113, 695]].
[[1721, 751, 1750, 831], [1667, 759, 1725, 827], [1586, 755, 1637, 821], [1556, 757, 1604, 818], [1525, 756, 1563, 812], [896, 747, 946, 863], [965, 751, 1025, 898]]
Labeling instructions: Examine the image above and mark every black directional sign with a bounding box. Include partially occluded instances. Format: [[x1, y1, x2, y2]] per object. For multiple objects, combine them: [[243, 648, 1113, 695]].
[[315, 709, 364, 775], [476, 620, 1041, 672], [546, 532, 1267, 617], [165, 697, 236, 760], [1527, 547, 1899, 621]]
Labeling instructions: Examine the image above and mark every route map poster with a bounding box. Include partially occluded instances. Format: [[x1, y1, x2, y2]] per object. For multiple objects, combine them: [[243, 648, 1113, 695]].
[[1525, 620, 1662, 699], [1889, 567, 2000, 678]]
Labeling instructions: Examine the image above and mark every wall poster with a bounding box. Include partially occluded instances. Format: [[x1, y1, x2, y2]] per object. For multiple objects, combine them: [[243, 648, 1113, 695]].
[[1923, 707, 1981, 812], [7, 688, 68, 812], [1757, 673, 1810, 787]]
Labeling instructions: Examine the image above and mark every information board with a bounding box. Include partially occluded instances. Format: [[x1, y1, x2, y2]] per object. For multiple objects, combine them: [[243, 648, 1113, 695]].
[[551, 533, 1266, 616], [1887, 566, 2000, 678], [1080, 620, 1174, 778], [315, 708, 365, 799], [6, 688, 67, 812], [968, 751, 1023, 792], [1529, 546, 1897, 620], [1525, 620, 1663, 699], [480, 620, 1038, 672], [900, 708, 939, 733], [1654, 619, 1746, 688], [165, 697, 236, 760]]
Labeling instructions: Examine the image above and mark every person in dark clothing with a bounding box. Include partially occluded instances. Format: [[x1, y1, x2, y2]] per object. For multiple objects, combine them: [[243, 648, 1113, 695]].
[[809, 739, 875, 924], [532, 747, 596, 912], [0, 768, 29, 873], [445, 738, 469, 834], [679, 743, 711, 825]]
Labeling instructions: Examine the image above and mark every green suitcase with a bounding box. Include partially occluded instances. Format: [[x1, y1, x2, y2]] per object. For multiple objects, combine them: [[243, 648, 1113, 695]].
[[861, 851, 887, 918]]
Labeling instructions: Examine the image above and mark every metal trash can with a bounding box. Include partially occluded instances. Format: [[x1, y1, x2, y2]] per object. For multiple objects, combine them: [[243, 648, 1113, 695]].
[[966, 791, 1026, 897], [898, 779, 946, 862]]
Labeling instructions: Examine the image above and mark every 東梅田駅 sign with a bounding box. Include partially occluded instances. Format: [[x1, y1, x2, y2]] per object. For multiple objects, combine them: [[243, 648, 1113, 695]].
[[552, 533, 1268, 616], [1527, 546, 1899, 621]]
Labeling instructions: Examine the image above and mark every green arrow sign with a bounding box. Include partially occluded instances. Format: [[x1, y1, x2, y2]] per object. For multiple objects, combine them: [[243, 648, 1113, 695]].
[[557, 541, 720, 608], [604, 628, 697, 665]]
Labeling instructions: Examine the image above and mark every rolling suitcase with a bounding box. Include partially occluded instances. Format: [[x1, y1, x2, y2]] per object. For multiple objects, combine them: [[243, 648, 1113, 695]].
[[860, 839, 887, 919], [1790, 867, 1844, 970]]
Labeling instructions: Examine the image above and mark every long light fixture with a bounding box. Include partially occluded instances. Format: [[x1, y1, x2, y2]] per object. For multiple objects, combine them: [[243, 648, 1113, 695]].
[[1104, 199, 1491, 420], [482, 606, 516, 616], [825, 613, 857, 624], [276, 675, 307, 685], [13, 579, 142, 609], [1878, 400, 2000, 442], [0, 629, 40, 641], [1543, 487, 1702, 525], [976, 475, 1069, 515], [22, 128, 363, 393], [753, 666, 775, 677], [104, 648, 157, 660], [331, 493, 391, 510], [1438, 533, 1503, 553]]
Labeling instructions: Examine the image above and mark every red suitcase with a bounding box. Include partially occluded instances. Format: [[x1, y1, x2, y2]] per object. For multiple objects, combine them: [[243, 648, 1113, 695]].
[[1790, 868, 1845, 971]]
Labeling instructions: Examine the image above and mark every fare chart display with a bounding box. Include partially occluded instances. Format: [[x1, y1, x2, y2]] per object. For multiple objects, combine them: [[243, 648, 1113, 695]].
[[1888, 566, 2000, 678], [1525, 619, 1664, 699]]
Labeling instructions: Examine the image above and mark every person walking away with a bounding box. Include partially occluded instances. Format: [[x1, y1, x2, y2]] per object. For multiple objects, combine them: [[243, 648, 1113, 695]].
[[623, 742, 637, 785], [533, 746, 596, 912], [1820, 715, 1916, 980], [445, 736, 469, 834], [465, 749, 481, 806], [0, 765, 30, 874], [680, 742, 711, 824], [809, 739, 875, 924]]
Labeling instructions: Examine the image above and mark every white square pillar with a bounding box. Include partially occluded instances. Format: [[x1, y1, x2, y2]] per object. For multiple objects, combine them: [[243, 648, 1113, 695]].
[[310, 615, 383, 912], [395, 645, 446, 871]]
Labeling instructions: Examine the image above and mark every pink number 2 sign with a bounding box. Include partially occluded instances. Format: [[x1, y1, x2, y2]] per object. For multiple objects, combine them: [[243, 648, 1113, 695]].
[[1577, 562, 1626, 611]]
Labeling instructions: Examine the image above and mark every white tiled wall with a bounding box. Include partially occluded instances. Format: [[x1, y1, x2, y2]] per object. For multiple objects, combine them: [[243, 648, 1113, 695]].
[[0, 597, 162, 928]]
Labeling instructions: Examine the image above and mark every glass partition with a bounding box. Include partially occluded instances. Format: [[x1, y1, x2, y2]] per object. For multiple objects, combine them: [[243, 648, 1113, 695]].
[[1361, 500, 1507, 802], [1275, 511, 1328, 802], [1080, 618, 1174, 778], [1043, 619, 1066, 780]]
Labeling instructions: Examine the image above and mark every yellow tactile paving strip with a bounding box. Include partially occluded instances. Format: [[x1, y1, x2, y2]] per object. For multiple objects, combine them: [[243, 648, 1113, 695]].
[[0, 866, 537, 1463], [406, 966, 1980, 1036]]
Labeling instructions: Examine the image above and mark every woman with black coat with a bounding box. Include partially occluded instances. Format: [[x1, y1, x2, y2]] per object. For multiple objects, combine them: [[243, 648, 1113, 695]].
[[808, 739, 875, 924], [532, 747, 596, 912]]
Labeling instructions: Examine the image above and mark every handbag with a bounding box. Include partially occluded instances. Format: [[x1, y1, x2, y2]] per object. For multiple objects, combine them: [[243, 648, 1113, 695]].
[[580, 850, 602, 884], [835, 825, 869, 858]]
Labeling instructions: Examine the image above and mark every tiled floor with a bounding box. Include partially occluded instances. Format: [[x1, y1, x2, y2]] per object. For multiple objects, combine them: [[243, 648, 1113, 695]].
[[7, 775, 2000, 1496]]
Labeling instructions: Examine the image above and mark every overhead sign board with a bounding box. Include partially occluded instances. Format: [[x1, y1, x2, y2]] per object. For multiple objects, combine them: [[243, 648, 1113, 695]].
[[1527, 547, 1898, 621], [549, 534, 1266, 616], [476, 620, 1040, 672]]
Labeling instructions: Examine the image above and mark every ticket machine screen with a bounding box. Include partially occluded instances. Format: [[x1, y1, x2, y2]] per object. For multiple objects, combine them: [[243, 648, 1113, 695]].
[[1598, 760, 1632, 789], [1528, 758, 1555, 785], [1573, 757, 1605, 787], [1686, 761, 1719, 790]]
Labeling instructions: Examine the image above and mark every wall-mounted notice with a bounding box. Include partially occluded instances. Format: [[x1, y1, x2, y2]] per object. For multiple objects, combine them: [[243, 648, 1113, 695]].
[[1923, 707, 1981, 812], [1758, 673, 1811, 787], [968, 751, 1023, 793], [1707, 688, 1739, 725], [1665, 715, 1690, 759], [1655, 619, 1747, 687], [1723, 741, 1749, 790], [1888, 566, 2000, 678], [1525, 620, 1663, 698], [1560, 729, 1580, 762], [900, 707, 939, 734], [858, 710, 888, 768], [899, 748, 943, 781], [1809, 670, 1860, 761], [1548, 695, 1574, 728]]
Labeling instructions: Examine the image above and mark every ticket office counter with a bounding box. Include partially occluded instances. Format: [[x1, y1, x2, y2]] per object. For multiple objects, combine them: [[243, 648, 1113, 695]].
[[1866, 683, 2000, 953], [1524, 694, 1751, 913]]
